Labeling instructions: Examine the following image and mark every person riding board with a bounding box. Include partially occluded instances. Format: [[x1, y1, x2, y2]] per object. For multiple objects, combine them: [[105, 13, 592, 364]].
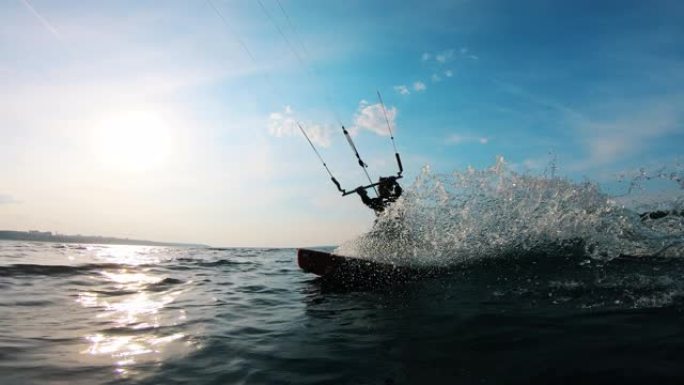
[[298, 92, 404, 215], [354, 176, 403, 214]]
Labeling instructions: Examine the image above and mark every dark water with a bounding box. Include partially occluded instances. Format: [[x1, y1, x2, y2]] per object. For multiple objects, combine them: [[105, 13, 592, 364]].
[[1, 240, 684, 385]]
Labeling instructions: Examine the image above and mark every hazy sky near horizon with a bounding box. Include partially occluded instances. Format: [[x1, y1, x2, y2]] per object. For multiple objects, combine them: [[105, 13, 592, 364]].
[[1, 0, 683, 247]]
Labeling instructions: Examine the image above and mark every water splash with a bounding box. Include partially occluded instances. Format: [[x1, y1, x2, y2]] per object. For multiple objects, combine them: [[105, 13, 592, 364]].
[[337, 156, 684, 266]]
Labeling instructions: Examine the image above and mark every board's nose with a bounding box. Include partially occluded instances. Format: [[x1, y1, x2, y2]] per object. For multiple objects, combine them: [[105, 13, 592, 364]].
[[297, 248, 338, 276]]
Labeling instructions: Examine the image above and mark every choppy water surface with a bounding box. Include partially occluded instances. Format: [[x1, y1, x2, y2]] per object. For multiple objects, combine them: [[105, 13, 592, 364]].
[[1, 162, 684, 384]]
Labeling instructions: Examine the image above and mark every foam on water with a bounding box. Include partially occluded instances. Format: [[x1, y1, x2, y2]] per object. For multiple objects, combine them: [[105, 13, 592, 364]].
[[337, 157, 684, 266]]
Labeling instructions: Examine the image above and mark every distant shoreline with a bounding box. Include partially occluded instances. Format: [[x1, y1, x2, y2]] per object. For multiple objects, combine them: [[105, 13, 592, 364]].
[[0, 230, 207, 248]]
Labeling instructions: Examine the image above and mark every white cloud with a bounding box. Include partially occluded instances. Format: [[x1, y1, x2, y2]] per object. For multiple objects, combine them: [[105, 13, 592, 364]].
[[423, 48, 478, 65], [300, 123, 333, 148], [446, 134, 490, 145], [418, 49, 465, 89], [395, 48, 472, 96], [394, 85, 410, 95], [435, 49, 455, 63], [267, 108, 297, 137], [267, 106, 332, 147], [353, 100, 397, 136]]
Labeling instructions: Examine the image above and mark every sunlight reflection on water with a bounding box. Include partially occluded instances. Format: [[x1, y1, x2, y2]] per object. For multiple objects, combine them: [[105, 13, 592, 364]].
[[74, 247, 194, 378], [93, 245, 165, 265]]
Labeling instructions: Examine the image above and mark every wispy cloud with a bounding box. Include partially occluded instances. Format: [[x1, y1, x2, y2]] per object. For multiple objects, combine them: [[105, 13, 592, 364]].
[[394, 85, 410, 95], [395, 48, 471, 95], [445, 133, 490, 145], [393, 80, 428, 94], [435, 49, 455, 63], [578, 103, 682, 167], [426, 47, 473, 77], [497, 80, 683, 170], [459, 47, 479, 60], [353, 100, 396, 136], [268, 106, 333, 147], [426, 48, 473, 65]]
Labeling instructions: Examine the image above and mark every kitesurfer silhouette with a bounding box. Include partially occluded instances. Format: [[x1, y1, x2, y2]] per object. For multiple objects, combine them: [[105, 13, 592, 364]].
[[355, 176, 403, 214], [297, 91, 404, 215]]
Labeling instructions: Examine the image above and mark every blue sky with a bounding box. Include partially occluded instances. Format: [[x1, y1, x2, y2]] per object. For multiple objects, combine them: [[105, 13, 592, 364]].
[[1, 0, 683, 246]]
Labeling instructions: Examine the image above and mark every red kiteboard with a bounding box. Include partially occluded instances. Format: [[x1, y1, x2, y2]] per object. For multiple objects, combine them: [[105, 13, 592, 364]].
[[297, 248, 446, 285], [297, 248, 386, 276]]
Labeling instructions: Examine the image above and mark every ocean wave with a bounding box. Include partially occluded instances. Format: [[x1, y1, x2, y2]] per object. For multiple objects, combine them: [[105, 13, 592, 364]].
[[145, 277, 185, 292], [195, 259, 256, 267], [0, 263, 143, 277]]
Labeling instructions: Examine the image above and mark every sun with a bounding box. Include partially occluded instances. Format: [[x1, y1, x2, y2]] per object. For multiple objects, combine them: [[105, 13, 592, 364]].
[[94, 110, 172, 172]]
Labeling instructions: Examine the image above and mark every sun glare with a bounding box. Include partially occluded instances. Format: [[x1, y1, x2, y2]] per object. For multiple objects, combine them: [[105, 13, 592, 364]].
[[95, 111, 172, 172]]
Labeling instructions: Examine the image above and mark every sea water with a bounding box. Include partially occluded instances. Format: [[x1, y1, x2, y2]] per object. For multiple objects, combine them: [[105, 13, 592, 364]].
[[1, 160, 683, 385]]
